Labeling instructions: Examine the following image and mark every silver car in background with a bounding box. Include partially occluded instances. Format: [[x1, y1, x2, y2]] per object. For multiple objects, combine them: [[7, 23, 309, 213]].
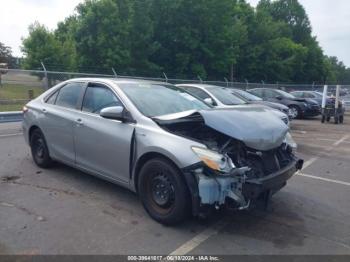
[[23, 78, 303, 225], [176, 84, 290, 126]]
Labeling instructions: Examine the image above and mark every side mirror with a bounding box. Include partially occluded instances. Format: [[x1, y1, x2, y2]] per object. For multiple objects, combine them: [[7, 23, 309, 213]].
[[275, 95, 283, 100], [100, 106, 126, 121], [204, 97, 216, 106]]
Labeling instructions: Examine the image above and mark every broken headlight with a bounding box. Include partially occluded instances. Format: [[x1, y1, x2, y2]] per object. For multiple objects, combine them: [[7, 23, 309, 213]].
[[191, 146, 235, 173], [284, 132, 297, 150]]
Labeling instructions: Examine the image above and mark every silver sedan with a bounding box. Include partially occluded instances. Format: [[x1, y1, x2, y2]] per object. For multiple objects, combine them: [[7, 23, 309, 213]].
[[23, 78, 303, 225]]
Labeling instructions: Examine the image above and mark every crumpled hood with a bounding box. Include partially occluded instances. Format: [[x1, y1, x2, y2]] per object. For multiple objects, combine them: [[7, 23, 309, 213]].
[[154, 107, 289, 151]]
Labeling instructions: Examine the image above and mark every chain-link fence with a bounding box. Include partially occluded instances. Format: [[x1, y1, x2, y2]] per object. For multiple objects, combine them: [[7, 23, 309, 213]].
[[1, 68, 350, 112]]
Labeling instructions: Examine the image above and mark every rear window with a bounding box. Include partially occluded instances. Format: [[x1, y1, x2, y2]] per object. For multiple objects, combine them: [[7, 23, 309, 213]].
[[55, 82, 85, 109]]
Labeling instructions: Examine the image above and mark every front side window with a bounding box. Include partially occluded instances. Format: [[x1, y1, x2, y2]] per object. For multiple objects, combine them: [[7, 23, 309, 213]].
[[250, 89, 264, 98], [304, 92, 315, 98], [291, 92, 302, 98], [82, 84, 122, 114], [118, 83, 210, 117], [264, 89, 278, 98], [55, 82, 85, 109], [275, 90, 296, 99], [183, 87, 211, 100], [233, 89, 262, 101], [207, 87, 246, 105]]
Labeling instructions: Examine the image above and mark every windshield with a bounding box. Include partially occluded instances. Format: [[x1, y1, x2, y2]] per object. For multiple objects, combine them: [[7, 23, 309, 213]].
[[276, 90, 296, 99], [206, 87, 246, 105], [118, 83, 210, 117], [233, 89, 262, 101]]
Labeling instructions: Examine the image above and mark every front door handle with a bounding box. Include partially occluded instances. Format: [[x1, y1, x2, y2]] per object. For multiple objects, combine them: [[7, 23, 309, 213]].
[[75, 118, 84, 126]]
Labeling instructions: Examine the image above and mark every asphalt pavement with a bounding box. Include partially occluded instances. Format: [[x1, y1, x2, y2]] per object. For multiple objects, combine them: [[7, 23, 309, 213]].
[[0, 118, 350, 255]]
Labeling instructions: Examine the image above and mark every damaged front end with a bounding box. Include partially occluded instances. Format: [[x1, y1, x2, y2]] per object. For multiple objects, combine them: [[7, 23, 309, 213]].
[[153, 109, 303, 215]]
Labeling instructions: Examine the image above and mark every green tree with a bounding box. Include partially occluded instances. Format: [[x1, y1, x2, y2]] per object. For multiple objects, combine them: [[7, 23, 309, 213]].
[[22, 22, 65, 70], [74, 0, 133, 74], [129, 0, 160, 76], [149, 0, 240, 80], [0, 42, 16, 68]]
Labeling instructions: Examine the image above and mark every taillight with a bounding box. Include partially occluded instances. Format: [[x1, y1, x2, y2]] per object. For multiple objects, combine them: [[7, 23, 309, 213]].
[[22, 106, 28, 113]]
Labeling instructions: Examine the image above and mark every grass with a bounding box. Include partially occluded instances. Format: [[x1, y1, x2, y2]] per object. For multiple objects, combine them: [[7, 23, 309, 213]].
[[0, 84, 44, 100], [0, 84, 44, 112], [0, 104, 24, 112]]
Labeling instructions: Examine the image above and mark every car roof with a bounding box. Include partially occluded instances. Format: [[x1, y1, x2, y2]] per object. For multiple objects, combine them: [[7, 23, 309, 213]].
[[176, 83, 226, 90], [67, 77, 169, 86]]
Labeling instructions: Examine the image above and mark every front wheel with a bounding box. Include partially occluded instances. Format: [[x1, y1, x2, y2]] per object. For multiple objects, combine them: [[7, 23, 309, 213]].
[[138, 158, 191, 225], [30, 129, 53, 168], [288, 105, 301, 119]]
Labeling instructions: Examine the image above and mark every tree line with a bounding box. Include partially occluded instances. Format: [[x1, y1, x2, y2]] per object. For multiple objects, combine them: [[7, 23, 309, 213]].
[[17, 0, 350, 84]]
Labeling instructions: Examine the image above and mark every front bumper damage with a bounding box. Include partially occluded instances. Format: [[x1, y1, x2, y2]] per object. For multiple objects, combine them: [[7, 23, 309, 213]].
[[182, 158, 304, 216]]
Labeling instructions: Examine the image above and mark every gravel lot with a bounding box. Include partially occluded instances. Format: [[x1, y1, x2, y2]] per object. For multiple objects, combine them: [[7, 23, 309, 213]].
[[0, 118, 350, 255]]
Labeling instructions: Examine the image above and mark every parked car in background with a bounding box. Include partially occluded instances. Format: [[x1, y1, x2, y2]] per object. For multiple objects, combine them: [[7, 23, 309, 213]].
[[23, 78, 302, 225], [290, 91, 326, 106], [248, 88, 320, 119], [176, 84, 290, 126], [291, 90, 346, 112], [230, 88, 291, 118]]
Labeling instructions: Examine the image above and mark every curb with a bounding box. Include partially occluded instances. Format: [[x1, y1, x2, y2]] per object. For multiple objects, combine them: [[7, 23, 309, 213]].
[[0, 111, 23, 123]]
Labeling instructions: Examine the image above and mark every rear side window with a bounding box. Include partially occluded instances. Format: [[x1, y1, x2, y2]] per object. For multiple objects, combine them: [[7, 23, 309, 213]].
[[55, 82, 84, 109], [82, 84, 122, 114], [46, 91, 59, 104]]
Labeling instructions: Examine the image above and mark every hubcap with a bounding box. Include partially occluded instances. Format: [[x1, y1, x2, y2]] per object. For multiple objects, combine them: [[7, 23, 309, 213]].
[[289, 107, 298, 119], [151, 173, 174, 208], [34, 137, 45, 159]]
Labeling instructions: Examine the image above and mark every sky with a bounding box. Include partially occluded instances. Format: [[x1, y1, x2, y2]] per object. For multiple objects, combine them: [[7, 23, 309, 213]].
[[1, 0, 350, 67]]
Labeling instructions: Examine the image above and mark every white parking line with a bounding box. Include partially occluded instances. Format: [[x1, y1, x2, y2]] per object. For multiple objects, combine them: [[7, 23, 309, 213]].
[[317, 138, 350, 144], [0, 133, 23, 138], [301, 134, 350, 171], [302, 157, 318, 170], [297, 173, 350, 187], [333, 135, 350, 146], [168, 218, 230, 255]]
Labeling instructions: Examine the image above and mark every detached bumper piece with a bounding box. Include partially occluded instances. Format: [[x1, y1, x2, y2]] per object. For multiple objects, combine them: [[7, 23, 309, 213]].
[[242, 159, 303, 200]]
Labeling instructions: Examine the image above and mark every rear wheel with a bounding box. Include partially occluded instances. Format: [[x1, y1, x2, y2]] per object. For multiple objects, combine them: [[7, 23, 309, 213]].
[[138, 158, 191, 225], [335, 116, 339, 124], [288, 105, 301, 119], [30, 129, 53, 168]]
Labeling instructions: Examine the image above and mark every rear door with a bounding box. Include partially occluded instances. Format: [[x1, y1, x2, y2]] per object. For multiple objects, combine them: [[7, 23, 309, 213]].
[[74, 82, 135, 183], [40, 81, 85, 164]]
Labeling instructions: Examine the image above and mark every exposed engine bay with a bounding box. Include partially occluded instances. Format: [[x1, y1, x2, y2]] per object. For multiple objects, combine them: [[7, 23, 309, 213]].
[[154, 110, 303, 212]]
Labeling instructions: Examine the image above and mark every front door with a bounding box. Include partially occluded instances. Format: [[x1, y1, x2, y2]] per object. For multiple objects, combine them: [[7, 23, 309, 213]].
[[74, 82, 135, 183]]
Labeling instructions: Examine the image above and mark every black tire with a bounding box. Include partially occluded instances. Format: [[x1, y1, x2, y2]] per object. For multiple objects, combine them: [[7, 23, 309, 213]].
[[138, 158, 191, 225], [339, 115, 344, 124], [288, 105, 301, 119], [326, 116, 331, 122], [30, 129, 53, 168], [321, 115, 325, 123], [334, 116, 339, 124]]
